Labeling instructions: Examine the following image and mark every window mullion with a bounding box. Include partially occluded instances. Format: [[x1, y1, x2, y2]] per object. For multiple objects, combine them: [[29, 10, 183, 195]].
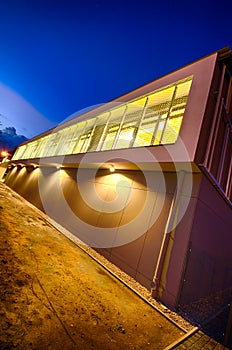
[[97, 112, 112, 151], [85, 119, 98, 152], [225, 154, 232, 198], [160, 86, 178, 144], [217, 124, 229, 183], [111, 105, 128, 150], [130, 97, 149, 147]]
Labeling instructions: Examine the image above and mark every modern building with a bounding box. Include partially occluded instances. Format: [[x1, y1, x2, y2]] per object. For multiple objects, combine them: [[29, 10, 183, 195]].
[[4, 48, 232, 326]]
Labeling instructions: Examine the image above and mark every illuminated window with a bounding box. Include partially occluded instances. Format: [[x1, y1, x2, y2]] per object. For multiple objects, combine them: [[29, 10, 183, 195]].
[[161, 80, 192, 144], [22, 141, 37, 159], [72, 118, 96, 153], [59, 125, 77, 155], [33, 136, 48, 158], [12, 76, 193, 160], [101, 106, 126, 150], [87, 113, 110, 151], [12, 145, 27, 160], [115, 98, 146, 149], [42, 133, 62, 157], [68, 122, 87, 154]]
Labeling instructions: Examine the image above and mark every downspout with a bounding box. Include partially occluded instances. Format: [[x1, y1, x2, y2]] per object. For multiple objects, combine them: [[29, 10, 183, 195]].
[[151, 170, 186, 302]]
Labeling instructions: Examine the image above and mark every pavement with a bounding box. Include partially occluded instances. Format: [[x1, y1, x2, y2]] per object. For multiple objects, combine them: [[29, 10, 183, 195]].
[[166, 329, 230, 349]]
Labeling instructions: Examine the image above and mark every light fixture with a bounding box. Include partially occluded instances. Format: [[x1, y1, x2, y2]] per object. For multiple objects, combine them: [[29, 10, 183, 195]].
[[56, 165, 64, 170], [109, 164, 115, 173], [1, 151, 9, 158]]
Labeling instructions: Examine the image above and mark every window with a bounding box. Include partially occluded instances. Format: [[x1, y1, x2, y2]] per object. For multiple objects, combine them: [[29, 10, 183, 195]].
[[115, 98, 146, 149], [101, 106, 126, 151], [204, 67, 232, 203], [72, 119, 96, 153], [12, 76, 193, 161], [67, 122, 87, 154], [87, 113, 110, 151]]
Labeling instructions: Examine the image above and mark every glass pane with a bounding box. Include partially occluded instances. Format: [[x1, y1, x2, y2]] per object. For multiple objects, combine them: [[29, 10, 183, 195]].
[[43, 133, 61, 157], [29, 141, 39, 158], [20, 145, 29, 159], [134, 86, 175, 148], [50, 133, 62, 155], [161, 79, 192, 144], [78, 118, 96, 153], [101, 127, 118, 150], [153, 117, 167, 145], [54, 133, 66, 155], [101, 106, 126, 150], [161, 116, 182, 144], [70, 118, 95, 154], [114, 125, 135, 149], [62, 125, 79, 155], [146, 87, 175, 115], [134, 114, 159, 147], [134, 129, 153, 147], [12, 146, 25, 160], [22, 141, 35, 159], [37, 136, 50, 157], [88, 113, 110, 151], [170, 81, 191, 117], [221, 134, 232, 192], [55, 126, 76, 156], [114, 98, 146, 149], [74, 135, 88, 154], [33, 136, 47, 158], [70, 122, 87, 154]]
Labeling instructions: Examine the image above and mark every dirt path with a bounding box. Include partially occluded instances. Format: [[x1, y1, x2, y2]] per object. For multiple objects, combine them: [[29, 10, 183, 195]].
[[0, 183, 184, 349]]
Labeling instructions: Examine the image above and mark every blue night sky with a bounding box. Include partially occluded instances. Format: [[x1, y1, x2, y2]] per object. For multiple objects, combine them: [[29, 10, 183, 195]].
[[0, 0, 232, 138]]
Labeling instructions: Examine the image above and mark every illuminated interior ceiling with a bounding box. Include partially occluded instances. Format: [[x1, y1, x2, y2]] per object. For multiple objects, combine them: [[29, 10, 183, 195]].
[[12, 76, 193, 161]]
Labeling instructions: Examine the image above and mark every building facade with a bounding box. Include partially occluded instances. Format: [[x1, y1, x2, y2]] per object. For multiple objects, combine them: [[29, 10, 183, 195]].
[[4, 48, 232, 318]]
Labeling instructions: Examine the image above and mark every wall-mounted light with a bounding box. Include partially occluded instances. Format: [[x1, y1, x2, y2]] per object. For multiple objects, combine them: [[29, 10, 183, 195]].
[[56, 165, 64, 170], [1, 151, 9, 158], [109, 164, 115, 173]]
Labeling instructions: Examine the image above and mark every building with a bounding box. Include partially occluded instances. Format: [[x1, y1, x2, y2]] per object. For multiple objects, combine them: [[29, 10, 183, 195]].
[[4, 48, 232, 327]]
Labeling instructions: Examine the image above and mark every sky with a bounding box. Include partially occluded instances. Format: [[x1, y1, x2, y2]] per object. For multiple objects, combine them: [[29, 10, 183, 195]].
[[0, 0, 232, 138]]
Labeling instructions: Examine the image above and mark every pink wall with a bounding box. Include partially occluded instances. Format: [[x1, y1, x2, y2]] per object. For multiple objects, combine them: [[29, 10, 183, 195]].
[[179, 174, 232, 309]]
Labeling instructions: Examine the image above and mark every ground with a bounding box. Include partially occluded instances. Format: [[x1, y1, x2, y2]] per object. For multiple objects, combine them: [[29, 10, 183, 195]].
[[0, 182, 185, 349]]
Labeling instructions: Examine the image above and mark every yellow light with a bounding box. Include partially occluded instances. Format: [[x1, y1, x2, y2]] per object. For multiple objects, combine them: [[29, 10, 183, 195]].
[[109, 165, 115, 173], [1, 151, 8, 157]]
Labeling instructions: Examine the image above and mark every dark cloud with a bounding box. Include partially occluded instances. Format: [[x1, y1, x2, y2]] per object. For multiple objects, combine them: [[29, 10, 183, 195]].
[[0, 126, 27, 153]]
